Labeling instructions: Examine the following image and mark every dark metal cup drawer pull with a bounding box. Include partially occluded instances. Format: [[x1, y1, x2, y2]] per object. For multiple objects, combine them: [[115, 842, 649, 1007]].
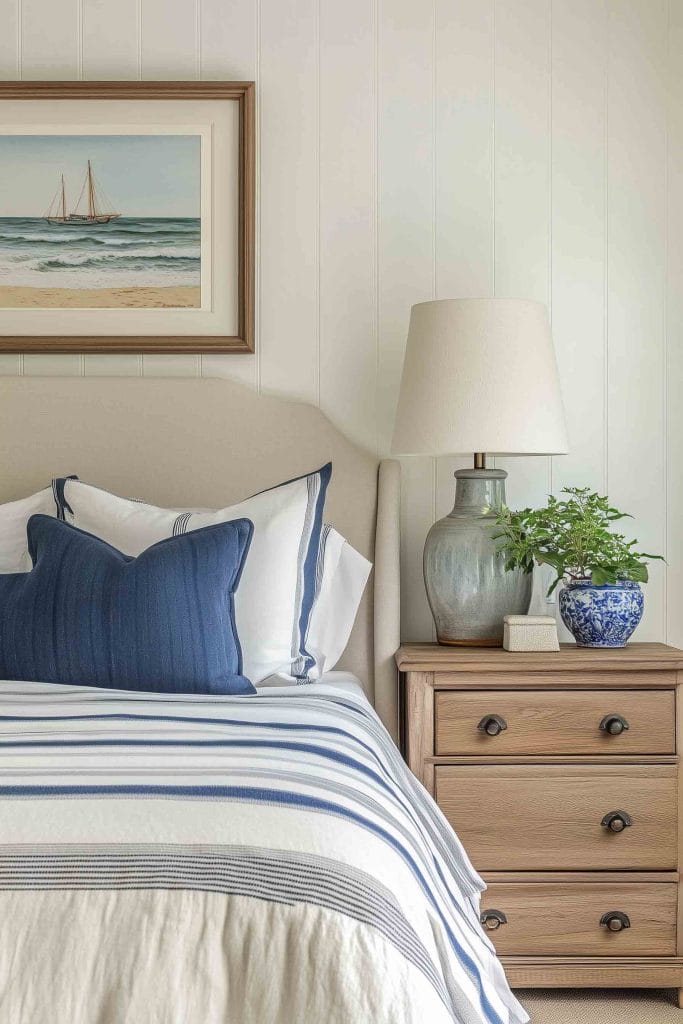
[[600, 911, 631, 932], [480, 909, 507, 931], [599, 714, 630, 735], [477, 714, 507, 737], [601, 810, 633, 833]]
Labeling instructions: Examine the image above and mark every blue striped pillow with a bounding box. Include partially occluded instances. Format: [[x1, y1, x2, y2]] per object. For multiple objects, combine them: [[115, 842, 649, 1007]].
[[53, 464, 332, 684], [0, 515, 255, 695]]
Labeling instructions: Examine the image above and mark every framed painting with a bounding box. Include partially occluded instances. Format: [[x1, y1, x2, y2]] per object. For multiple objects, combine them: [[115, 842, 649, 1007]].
[[0, 82, 254, 353]]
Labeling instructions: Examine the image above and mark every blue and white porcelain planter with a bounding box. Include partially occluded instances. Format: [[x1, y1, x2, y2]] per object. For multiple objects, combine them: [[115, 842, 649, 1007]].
[[559, 579, 644, 648]]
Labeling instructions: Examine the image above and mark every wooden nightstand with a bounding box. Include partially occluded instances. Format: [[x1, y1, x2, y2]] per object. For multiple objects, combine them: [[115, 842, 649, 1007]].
[[396, 642, 683, 1000]]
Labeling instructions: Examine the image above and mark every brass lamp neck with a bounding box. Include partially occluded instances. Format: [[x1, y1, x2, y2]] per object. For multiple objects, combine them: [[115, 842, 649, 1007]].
[[473, 452, 487, 470]]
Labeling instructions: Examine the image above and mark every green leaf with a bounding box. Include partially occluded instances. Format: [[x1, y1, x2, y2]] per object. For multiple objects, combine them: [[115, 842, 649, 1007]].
[[536, 552, 562, 571], [492, 485, 662, 586], [628, 563, 648, 583]]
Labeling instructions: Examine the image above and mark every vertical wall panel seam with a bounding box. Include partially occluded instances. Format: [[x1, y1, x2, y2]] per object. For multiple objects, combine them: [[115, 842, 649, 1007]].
[[16, 0, 22, 78], [195, 0, 201, 82], [77, 0, 83, 80], [373, 0, 379, 455], [431, 0, 436, 301], [256, 0, 262, 393], [78, 0, 84, 376], [548, 0, 553, 496], [603, 0, 610, 496], [491, 0, 496, 298], [139, 0, 146, 375], [430, 454, 436, 642], [430, 0, 436, 642], [194, 0, 201, 379], [136, 0, 142, 80], [17, 0, 23, 375], [315, 0, 321, 408], [490, 0, 496, 469], [78, 0, 85, 376], [196, 0, 202, 380], [664, 0, 670, 639]]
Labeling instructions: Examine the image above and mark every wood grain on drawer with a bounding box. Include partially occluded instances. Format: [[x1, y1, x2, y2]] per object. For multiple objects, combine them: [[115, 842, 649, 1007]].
[[435, 764, 677, 871], [434, 689, 675, 756], [479, 882, 677, 957]]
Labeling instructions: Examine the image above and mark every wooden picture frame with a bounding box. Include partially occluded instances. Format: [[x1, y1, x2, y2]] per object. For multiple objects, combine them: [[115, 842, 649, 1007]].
[[0, 81, 255, 353]]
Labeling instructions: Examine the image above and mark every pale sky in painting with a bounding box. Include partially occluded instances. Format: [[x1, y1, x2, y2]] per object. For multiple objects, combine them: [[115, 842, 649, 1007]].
[[0, 134, 201, 217]]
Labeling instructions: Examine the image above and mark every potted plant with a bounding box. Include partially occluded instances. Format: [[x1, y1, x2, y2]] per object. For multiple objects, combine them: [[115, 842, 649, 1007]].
[[493, 488, 663, 648]]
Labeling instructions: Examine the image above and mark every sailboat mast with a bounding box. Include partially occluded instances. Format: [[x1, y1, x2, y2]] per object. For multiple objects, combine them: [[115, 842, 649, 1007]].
[[87, 160, 95, 219], [61, 175, 66, 220]]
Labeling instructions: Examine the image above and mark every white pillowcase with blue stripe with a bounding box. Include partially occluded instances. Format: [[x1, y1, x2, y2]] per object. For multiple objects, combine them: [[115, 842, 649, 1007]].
[[55, 467, 331, 685], [0, 484, 63, 573], [301, 525, 372, 682]]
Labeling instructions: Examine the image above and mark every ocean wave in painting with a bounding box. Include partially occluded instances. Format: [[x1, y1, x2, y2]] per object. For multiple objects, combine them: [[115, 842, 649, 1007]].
[[0, 217, 200, 290], [36, 254, 200, 272]]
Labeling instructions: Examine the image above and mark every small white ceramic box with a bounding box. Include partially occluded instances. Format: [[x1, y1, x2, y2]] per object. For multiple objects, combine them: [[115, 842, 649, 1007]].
[[503, 614, 560, 652]]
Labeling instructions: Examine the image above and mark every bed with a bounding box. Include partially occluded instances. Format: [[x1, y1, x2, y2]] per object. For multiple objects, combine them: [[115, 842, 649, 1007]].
[[0, 376, 527, 1024]]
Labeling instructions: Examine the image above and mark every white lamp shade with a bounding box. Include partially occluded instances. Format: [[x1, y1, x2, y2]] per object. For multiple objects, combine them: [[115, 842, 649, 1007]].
[[391, 298, 568, 456]]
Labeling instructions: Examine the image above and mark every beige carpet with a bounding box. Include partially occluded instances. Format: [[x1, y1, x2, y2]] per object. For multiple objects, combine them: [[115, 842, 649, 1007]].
[[516, 988, 683, 1022]]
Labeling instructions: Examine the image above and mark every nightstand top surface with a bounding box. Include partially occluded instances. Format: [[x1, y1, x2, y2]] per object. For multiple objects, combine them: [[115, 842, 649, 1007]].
[[395, 641, 683, 673]]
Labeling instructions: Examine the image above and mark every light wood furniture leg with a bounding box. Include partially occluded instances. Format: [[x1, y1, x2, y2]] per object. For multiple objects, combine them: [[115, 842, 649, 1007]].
[[403, 671, 434, 792]]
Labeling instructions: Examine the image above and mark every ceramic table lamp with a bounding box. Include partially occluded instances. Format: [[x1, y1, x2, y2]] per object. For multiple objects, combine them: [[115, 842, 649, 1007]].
[[391, 298, 568, 646]]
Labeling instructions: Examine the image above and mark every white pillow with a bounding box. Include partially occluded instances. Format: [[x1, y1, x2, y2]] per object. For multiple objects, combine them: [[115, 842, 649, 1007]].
[[0, 484, 61, 573], [302, 526, 372, 680], [57, 467, 331, 685]]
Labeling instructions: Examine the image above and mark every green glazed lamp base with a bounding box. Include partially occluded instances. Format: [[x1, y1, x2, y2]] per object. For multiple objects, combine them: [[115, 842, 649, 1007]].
[[423, 467, 532, 646]]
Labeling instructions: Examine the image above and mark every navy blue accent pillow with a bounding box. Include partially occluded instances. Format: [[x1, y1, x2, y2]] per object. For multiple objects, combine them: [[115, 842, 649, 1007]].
[[0, 515, 255, 695]]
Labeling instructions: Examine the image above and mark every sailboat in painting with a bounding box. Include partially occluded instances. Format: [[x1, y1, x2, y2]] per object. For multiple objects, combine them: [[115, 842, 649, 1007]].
[[45, 160, 120, 226]]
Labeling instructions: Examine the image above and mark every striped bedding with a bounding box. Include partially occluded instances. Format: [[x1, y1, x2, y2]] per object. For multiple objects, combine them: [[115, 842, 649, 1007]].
[[0, 676, 528, 1024]]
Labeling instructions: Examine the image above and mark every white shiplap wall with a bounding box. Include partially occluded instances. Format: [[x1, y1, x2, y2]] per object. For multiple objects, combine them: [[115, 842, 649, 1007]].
[[0, 0, 681, 646]]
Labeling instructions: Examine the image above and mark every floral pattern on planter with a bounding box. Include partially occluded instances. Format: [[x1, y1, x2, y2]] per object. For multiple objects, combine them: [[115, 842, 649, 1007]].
[[559, 579, 644, 648]]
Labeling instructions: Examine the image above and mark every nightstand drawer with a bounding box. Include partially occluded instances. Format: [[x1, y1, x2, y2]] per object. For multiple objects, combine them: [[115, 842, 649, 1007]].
[[479, 882, 677, 957], [435, 764, 677, 870], [435, 689, 675, 756]]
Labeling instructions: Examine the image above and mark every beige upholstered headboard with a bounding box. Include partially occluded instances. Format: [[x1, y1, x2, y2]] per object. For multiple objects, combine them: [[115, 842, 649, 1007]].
[[0, 376, 401, 739]]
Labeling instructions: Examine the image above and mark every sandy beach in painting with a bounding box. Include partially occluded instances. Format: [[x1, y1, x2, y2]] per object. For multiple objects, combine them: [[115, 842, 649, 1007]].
[[0, 285, 200, 309]]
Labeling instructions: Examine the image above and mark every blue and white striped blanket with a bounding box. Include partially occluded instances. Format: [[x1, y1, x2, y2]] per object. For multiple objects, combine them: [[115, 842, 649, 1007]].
[[0, 678, 527, 1024]]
